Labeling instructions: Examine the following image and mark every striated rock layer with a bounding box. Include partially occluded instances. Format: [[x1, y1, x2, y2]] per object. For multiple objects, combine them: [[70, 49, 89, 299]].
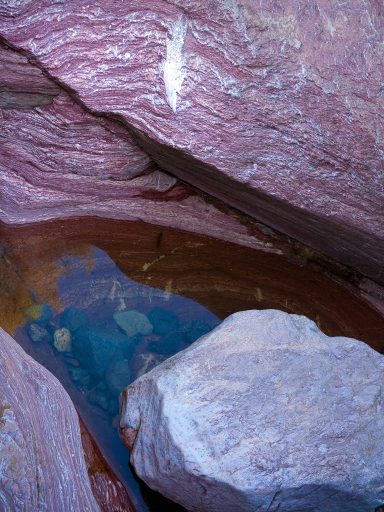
[[2, 217, 384, 352], [79, 418, 135, 512], [0, 327, 99, 511], [0, 1, 382, 282], [0, 41, 272, 252], [120, 310, 384, 512]]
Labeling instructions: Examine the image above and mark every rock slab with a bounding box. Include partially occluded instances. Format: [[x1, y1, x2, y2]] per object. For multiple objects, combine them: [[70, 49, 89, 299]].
[[120, 310, 384, 512], [0, 327, 99, 512], [0, 1, 383, 281], [0, 40, 269, 254]]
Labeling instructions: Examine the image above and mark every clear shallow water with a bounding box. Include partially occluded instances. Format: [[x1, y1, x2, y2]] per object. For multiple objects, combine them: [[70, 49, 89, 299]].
[[14, 246, 220, 511], [1, 218, 384, 511]]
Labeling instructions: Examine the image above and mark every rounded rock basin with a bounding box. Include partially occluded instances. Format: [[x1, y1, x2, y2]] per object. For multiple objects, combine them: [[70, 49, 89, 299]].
[[1, 217, 383, 512]]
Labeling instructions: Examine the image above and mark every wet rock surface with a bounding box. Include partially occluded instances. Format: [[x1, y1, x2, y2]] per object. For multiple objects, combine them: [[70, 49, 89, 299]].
[[120, 310, 384, 512], [0, 1, 382, 281]]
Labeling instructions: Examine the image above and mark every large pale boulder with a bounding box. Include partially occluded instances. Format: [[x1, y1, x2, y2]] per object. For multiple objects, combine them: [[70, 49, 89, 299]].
[[0, 1, 382, 280], [120, 310, 384, 512]]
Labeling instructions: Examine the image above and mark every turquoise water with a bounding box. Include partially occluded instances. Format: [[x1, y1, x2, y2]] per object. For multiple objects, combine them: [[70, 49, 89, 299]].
[[14, 246, 220, 511]]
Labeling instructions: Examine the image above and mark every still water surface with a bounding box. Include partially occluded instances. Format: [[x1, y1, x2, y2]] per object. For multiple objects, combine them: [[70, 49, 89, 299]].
[[1, 218, 383, 511]]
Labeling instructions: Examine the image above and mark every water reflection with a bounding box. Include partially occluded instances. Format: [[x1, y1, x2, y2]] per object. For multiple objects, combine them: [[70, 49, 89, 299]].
[[15, 246, 219, 511]]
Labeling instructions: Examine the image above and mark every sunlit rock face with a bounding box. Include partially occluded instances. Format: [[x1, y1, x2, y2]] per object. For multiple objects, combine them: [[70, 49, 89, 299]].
[[0, 328, 99, 512], [0, 1, 382, 281], [120, 310, 384, 512]]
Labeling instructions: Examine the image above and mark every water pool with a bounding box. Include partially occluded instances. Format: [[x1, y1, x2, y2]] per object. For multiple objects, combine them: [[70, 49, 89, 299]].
[[1, 217, 383, 511]]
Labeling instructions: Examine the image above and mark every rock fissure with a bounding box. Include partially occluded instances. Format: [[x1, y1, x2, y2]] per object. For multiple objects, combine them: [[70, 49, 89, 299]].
[[1, 0, 382, 281]]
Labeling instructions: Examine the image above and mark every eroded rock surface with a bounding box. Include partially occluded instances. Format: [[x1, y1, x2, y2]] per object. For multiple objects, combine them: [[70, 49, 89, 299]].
[[0, 328, 100, 511], [0, 41, 270, 252], [0, 1, 382, 280], [120, 310, 384, 512]]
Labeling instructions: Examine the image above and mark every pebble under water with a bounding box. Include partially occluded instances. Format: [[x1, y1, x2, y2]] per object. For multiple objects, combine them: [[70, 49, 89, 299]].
[[1, 217, 383, 512], [2, 243, 220, 511]]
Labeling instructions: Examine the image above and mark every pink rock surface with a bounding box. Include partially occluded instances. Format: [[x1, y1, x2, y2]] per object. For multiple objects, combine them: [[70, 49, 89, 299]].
[[0, 1, 382, 281], [79, 418, 136, 512], [0, 327, 99, 511], [0, 43, 273, 252]]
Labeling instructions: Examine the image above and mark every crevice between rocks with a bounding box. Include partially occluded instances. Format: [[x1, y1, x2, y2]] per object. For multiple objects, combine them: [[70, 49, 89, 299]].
[[1, 34, 383, 288]]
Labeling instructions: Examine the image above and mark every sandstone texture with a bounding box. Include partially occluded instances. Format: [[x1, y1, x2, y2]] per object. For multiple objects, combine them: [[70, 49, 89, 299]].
[[0, 327, 100, 512], [0, 1, 382, 281], [120, 310, 384, 512]]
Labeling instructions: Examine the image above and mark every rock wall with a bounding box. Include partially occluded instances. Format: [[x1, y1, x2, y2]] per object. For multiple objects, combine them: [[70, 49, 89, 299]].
[[0, 0, 382, 282], [0, 41, 266, 251], [0, 328, 99, 511]]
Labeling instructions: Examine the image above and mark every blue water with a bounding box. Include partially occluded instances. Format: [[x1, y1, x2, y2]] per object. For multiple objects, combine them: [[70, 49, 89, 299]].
[[15, 246, 220, 511]]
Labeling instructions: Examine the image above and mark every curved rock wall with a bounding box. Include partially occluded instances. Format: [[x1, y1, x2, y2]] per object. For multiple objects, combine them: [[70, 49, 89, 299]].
[[0, 0, 382, 281], [0, 328, 99, 511]]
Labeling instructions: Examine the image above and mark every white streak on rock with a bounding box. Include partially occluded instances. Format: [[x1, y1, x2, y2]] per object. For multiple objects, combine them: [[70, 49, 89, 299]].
[[163, 16, 187, 113]]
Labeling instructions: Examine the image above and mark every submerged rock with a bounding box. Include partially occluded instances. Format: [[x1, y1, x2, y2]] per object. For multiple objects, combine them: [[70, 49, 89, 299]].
[[131, 352, 165, 380], [88, 383, 110, 412], [27, 322, 51, 344], [148, 307, 179, 336], [181, 320, 214, 343], [68, 366, 91, 389], [0, 327, 99, 511], [147, 331, 186, 357], [60, 307, 88, 332], [24, 303, 52, 325], [120, 310, 384, 512], [54, 327, 72, 352], [72, 326, 130, 378], [113, 310, 153, 338], [106, 359, 131, 396]]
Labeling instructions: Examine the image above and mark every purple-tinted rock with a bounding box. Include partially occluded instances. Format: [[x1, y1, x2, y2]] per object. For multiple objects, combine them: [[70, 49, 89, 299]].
[[0, 1, 382, 281], [120, 310, 384, 512], [0, 42, 59, 108], [0, 327, 99, 511], [0, 41, 270, 254]]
